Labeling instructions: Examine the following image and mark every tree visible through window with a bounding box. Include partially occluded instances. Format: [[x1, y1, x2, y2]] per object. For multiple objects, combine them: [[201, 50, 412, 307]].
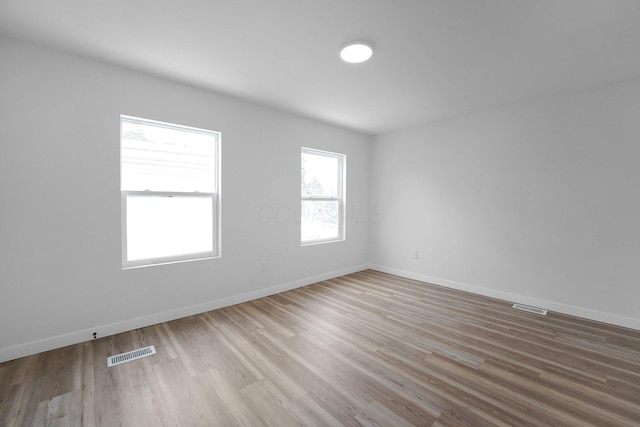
[[301, 147, 345, 244], [121, 115, 220, 268]]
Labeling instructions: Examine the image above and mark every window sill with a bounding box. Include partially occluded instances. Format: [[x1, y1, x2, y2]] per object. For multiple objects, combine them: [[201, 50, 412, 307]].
[[301, 238, 345, 247], [122, 254, 219, 270]]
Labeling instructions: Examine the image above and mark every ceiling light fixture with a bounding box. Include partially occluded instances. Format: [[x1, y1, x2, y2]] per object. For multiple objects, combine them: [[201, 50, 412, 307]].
[[340, 42, 373, 63]]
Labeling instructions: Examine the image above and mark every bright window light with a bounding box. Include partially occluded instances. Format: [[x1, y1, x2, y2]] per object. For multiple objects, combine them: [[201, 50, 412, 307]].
[[301, 147, 345, 244], [126, 195, 213, 261], [121, 115, 220, 268]]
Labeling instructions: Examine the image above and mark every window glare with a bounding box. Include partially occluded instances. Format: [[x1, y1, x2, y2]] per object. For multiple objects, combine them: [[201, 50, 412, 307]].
[[301, 200, 340, 242], [126, 195, 213, 261], [301, 152, 339, 197], [121, 115, 220, 268], [301, 147, 345, 244], [121, 118, 217, 193]]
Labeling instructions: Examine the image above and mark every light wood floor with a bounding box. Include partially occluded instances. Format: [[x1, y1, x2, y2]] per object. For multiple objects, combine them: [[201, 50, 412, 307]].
[[1, 270, 639, 426]]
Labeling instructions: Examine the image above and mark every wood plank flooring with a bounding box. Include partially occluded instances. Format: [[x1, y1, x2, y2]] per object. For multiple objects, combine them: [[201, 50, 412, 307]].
[[1, 270, 639, 426]]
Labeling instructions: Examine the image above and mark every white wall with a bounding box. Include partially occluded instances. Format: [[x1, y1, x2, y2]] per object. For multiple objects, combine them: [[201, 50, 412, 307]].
[[0, 37, 370, 362], [371, 78, 640, 330]]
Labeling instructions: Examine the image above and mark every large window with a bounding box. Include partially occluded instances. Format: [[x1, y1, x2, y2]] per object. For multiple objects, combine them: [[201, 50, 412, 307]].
[[121, 115, 220, 268], [301, 147, 345, 245]]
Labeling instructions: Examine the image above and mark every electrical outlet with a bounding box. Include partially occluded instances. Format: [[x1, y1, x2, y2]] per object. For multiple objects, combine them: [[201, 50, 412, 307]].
[[260, 261, 267, 272], [413, 250, 419, 259], [93, 332, 97, 339]]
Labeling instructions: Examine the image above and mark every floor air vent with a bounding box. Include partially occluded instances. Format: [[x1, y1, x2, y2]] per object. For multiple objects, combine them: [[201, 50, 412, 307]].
[[512, 304, 547, 316], [107, 345, 156, 367]]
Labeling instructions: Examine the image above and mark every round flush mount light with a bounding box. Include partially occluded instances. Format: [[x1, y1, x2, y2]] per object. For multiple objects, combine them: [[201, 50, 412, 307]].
[[340, 42, 373, 63]]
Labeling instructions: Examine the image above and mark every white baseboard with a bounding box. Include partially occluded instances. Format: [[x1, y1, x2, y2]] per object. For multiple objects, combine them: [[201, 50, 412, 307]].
[[369, 264, 640, 332], [0, 264, 369, 363]]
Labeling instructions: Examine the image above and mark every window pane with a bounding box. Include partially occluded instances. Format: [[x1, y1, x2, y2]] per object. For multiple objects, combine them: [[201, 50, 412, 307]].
[[121, 117, 217, 193], [126, 195, 213, 261], [301, 151, 340, 197], [301, 200, 340, 242]]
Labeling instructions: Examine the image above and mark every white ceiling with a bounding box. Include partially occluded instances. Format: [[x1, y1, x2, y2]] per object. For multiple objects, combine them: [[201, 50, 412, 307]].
[[2, 0, 640, 135]]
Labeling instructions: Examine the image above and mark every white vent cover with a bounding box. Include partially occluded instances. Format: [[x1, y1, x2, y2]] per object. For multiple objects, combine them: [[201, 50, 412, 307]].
[[512, 304, 548, 316], [107, 345, 156, 367]]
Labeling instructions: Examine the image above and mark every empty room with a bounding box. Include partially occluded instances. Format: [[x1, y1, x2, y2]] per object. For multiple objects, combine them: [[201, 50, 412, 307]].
[[1, 1, 639, 426]]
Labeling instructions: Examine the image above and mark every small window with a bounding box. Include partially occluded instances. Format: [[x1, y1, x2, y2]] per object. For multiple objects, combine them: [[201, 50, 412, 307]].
[[121, 115, 220, 268], [301, 147, 345, 245]]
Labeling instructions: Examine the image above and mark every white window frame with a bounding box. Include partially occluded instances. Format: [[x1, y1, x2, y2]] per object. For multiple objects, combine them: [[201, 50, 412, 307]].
[[301, 147, 345, 245], [120, 115, 221, 269]]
